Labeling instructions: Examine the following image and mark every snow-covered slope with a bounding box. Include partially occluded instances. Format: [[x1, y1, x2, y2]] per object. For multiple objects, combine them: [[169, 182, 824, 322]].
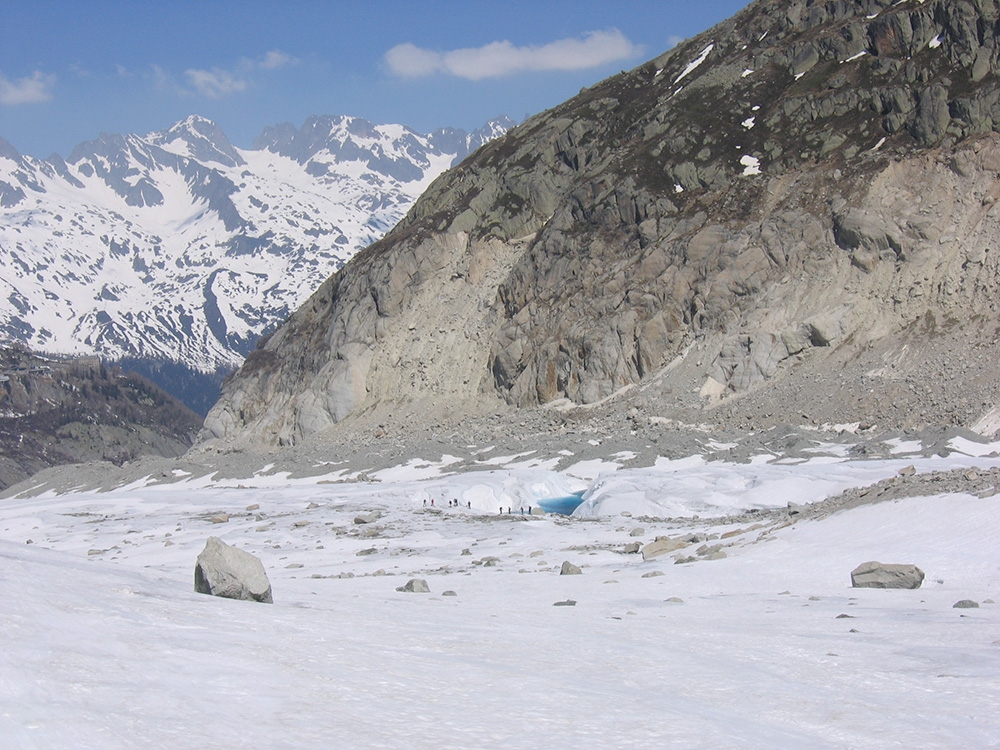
[[0, 114, 514, 371]]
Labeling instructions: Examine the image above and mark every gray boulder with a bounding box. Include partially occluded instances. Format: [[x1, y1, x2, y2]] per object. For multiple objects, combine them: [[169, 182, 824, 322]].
[[560, 561, 582, 575], [194, 536, 273, 603], [953, 599, 980, 609], [396, 578, 430, 593], [850, 561, 924, 589], [641, 537, 688, 561]]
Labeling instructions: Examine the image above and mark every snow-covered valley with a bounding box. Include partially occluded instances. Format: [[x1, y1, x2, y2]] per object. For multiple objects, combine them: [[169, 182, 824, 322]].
[[2, 435, 998, 748]]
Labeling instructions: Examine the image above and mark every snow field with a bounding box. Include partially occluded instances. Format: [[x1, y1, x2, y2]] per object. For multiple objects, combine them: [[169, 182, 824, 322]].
[[1, 447, 999, 747]]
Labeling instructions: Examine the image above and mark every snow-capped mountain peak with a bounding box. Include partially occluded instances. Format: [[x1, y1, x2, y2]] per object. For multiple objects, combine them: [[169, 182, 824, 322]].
[[147, 115, 246, 168], [0, 114, 513, 405]]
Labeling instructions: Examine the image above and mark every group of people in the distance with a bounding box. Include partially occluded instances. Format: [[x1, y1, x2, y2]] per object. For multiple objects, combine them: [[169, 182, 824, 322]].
[[419, 498, 533, 514], [421, 498, 471, 508]]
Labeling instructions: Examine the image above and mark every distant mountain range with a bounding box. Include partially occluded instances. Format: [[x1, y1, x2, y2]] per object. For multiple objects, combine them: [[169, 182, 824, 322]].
[[0, 114, 513, 412]]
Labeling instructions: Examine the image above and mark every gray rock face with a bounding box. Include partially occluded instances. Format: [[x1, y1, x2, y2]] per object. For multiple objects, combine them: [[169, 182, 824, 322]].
[[203, 0, 1000, 448], [851, 561, 925, 589], [194, 536, 273, 603]]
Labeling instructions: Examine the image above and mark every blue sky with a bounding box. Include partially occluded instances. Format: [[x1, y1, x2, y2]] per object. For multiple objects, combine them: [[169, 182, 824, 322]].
[[0, 0, 749, 159]]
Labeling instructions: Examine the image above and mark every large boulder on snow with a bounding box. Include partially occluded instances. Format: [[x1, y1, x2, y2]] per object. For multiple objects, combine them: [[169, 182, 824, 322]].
[[194, 536, 273, 603], [850, 561, 924, 590], [641, 537, 689, 561], [396, 578, 430, 593], [560, 561, 582, 575]]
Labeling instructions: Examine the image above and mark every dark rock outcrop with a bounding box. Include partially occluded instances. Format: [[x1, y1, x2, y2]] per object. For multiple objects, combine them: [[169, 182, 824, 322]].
[[0, 347, 201, 491]]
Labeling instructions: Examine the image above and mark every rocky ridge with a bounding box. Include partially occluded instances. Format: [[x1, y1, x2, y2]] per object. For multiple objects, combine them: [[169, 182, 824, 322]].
[[0, 346, 201, 491], [204, 0, 1000, 450]]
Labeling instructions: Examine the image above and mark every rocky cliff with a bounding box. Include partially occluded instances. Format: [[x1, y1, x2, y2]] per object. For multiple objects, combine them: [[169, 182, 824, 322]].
[[204, 0, 1000, 448]]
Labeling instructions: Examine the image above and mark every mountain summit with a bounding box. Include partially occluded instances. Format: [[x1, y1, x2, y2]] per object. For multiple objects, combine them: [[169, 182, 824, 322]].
[[204, 0, 1000, 447]]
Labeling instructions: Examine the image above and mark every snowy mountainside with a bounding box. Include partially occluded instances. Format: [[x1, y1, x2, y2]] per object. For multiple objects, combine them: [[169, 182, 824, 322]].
[[0, 114, 514, 378]]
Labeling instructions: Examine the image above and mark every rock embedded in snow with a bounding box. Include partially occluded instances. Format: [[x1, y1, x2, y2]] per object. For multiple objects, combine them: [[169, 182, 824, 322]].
[[396, 578, 430, 593], [194, 536, 273, 603], [953, 599, 980, 609], [641, 537, 688, 561], [553, 599, 577, 607], [354, 511, 381, 524], [623, 542, 641, 554], [850, 561, 924, 589], [560, 561, 582, 575]]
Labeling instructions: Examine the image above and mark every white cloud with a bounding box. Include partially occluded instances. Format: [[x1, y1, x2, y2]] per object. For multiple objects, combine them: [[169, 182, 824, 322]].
[[0, 70, 56, 105], [184, 67, 248, 98], [384, 43, 442, 78], [151, 64, 173, 91], [385, 29, 642, 80], [178, 50, 294, 98], [258, 50, 294, 70]]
